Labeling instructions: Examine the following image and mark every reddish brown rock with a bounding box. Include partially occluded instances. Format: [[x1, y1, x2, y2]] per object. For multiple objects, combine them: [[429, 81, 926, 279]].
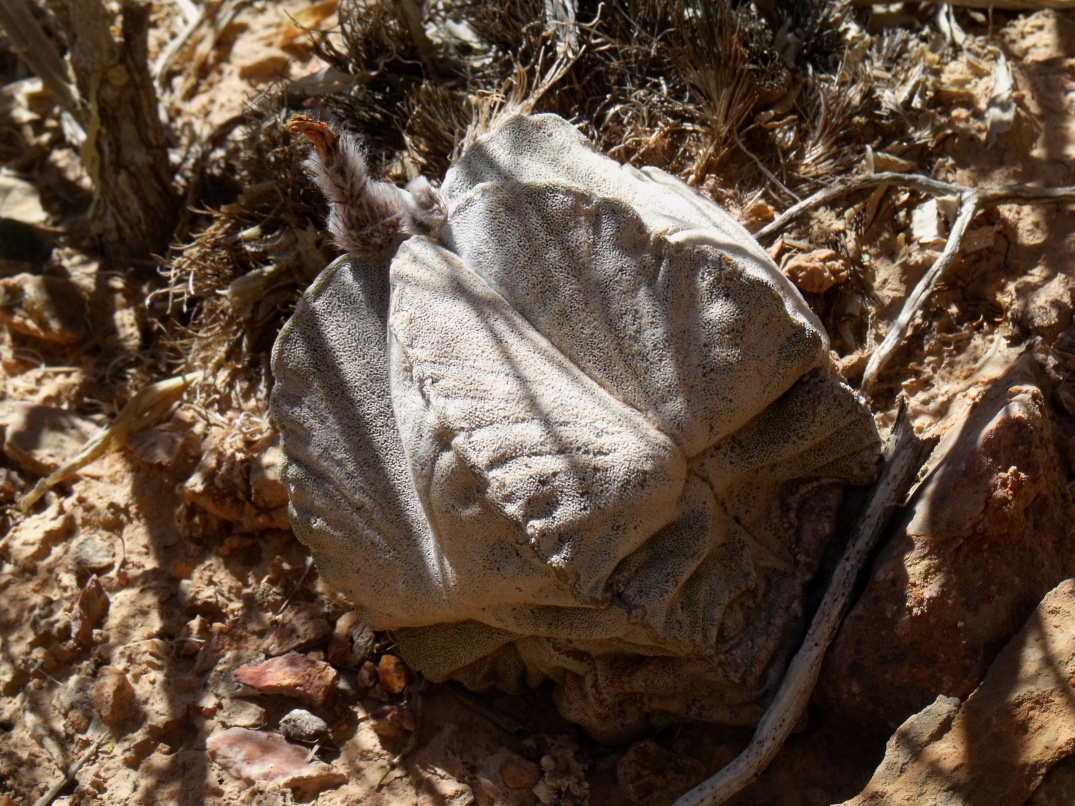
[[92, 666, 138, 727], [782, 248, 849, 294], [232, 652, 337, 707], [819, 358, 1075, 731], [377, 654, 414, 695], [207, 726, 345, 794], [839, 579, 1075, 806]]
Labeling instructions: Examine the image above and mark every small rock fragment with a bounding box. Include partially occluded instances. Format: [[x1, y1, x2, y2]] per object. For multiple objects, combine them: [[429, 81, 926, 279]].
[[328, 611, 373, 667], [72, 574, 109, 646], [377, 654, 414, 695], [782, 248, 850, 294], [417, 771, 475, 806], [262, 602, 332, 657], [0, 273, 88, 345], [356, 660, 378, 688], [92, 666, 138, 727], [1, 498, 73, 567], [69, 534, 115, 574], [250, 444, 289, 510], [279, 708, 329, 743], [367, 704, 417, 740], [207, 726, 345, 794], [232, 652, 337, 707], [182, 429, 291, 532], [839, 579, 1075, 806], [616, 739, 706, 803], [0, 174, 49, 225]]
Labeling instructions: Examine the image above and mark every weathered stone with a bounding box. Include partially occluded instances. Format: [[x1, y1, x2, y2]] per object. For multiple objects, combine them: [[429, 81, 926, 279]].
[[417, 773, 475, 806], [839, 579, 1075, 806], [92, 666, 139, 727], [1029, 752, 1075, 806], [207, 726, 345, 794], [499, 752, 542, 790], [128, 427, 184, 466], [356, 660, 378, 688], [261, 602, 331, 657], [279, 708, 329, 743], [218, 699, 266, 729], [782, 248, 849, 294], [182, 429, 290, 532], [0, 499, 73, 568], [232, 652, 337, 707], [327, 611, 373, 667], [250, 443, 289, 510], [820, 358, 1075, 730], [68, 534, 115, 574], [377, 654, 413, 695], [366, 704, 417, 740]]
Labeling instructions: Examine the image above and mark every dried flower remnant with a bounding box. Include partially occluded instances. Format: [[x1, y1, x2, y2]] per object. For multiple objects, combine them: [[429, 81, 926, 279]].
[[288, 114, 445, 256]]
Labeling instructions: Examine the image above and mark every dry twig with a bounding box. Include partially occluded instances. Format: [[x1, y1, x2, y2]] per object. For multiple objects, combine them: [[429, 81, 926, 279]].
[[33, 727, 108, 806], [753, 172, 1075, 391], [676, 402, 934, 806], [19, 372, 201, 512]]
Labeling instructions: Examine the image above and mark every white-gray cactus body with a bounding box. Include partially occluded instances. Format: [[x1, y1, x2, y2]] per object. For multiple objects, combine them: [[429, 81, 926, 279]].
[[271, 114, 880, 739]]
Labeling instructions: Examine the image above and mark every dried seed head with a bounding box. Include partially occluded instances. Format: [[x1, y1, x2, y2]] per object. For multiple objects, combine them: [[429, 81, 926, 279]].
[[289, 114, 446, 256]]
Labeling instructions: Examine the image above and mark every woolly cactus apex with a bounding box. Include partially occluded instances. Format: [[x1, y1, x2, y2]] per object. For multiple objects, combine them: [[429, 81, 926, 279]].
[[271, 114, 881, 740], [288, 115, 445, 256]]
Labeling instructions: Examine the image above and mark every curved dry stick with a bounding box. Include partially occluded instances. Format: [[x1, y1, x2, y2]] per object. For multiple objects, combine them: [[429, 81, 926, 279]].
[[753, 172, 961, 242], [753, 174, 1075, 393], [675, 404, 933, 806], [860, 189, 981, 391]]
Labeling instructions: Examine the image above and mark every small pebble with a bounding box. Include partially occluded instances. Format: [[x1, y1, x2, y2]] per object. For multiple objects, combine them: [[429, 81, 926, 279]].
[[356, 660, 378, 688], [69, 534, 115, 574], [92, 666, 138, 727], [377, 654, 414, 695], [279, 708, 329, 743]]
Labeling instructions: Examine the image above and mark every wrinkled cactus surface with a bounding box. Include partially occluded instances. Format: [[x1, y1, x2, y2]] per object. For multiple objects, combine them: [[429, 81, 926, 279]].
[[270, 115, 880, 739]]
